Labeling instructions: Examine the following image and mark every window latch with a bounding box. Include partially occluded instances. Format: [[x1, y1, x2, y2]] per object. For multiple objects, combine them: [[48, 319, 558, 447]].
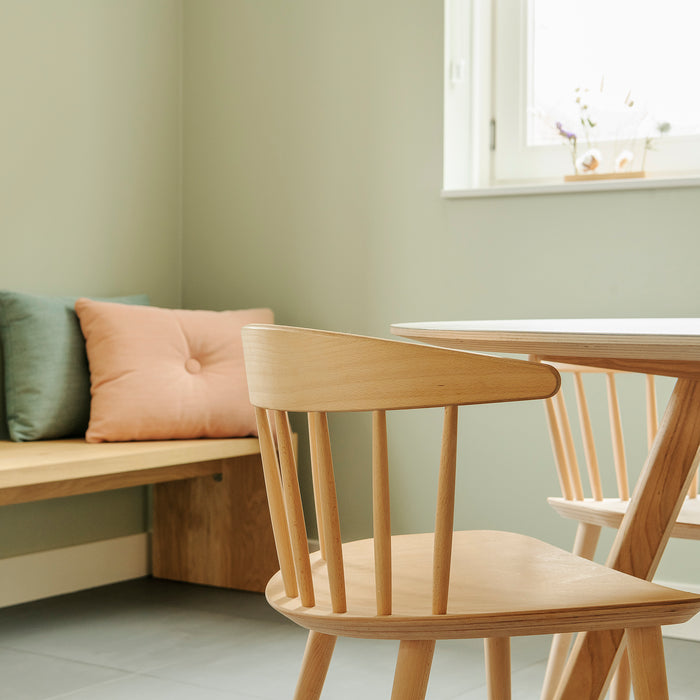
[[449, 59, 466, 85]]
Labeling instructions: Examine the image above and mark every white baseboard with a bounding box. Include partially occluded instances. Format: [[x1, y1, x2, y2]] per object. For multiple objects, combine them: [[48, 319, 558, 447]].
[[656, 580, 700, 642], [0, 533, 150, 609]]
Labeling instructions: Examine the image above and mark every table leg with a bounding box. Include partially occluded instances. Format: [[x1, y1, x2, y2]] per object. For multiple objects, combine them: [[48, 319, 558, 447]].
[[555, 377, 700, 699]]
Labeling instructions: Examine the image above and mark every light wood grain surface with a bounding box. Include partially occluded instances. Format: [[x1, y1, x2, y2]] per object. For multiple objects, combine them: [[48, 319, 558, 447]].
[[152, 453, 279, 592], [0, 437, 261, 505], [266, 531, 700, 639], [244, 324, 560, 412]]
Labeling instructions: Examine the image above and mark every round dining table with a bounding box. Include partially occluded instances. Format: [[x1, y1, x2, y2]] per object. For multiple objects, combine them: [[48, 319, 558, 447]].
[[391, 318, 700, 699]]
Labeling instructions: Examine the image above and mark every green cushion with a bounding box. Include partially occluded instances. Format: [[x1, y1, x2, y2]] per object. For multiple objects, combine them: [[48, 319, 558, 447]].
[[0, 341, 7, 439], [0, 291, 149, 441]]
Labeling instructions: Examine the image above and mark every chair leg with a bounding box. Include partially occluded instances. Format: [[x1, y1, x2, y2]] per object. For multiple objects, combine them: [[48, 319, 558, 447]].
[[391, 639, 436, 700], [540, 632, 572, 700], [541, 523, 601, 700], [293, 631, 337, 700], [609, 648, 631, 700], [555, 627, 626, 700], [627, 627, 669, 700], [485, 637, 511, 700]]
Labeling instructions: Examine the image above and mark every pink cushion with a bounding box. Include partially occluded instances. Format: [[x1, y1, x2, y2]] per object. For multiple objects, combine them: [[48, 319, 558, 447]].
[[75, 299, 273, 443]]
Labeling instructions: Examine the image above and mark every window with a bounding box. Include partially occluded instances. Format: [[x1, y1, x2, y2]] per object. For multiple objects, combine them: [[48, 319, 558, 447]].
[[444, 0, 700, 192]]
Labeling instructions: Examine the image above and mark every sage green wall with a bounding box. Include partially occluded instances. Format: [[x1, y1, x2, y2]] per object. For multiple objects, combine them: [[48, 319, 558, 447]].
[[3, 0, 695, 588], [182, 0, 700, 585], [0, 0, 182, 556]]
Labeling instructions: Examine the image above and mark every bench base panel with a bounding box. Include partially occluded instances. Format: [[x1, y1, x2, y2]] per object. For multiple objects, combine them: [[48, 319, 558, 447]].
[[152, 453, 279, 593]]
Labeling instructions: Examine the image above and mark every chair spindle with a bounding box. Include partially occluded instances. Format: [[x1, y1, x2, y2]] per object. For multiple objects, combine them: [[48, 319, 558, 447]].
[[309, 411, 347, 614], [308, 417, 327, 560], [274, 410, 315, 607], [372, 410, 392, 616], [646, 375, 658, 451], [544, 396, 576, 500], [573, 372, 604, 500], [553, 389, 584, 500], [254, 406, 298, 598], [433, 405, 458, 616], [606, 373, 630, 501]]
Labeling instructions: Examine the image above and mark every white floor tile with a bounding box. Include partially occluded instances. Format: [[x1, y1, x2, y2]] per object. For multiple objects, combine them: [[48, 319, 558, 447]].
[[49, 674, 253, 700], [0, 578, 698, 700], [0, 647, 125, 700]]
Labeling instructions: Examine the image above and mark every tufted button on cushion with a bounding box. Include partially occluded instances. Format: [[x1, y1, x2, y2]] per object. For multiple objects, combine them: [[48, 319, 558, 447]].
[[74, 298, 274, 443], [185, 358, 202, 374]]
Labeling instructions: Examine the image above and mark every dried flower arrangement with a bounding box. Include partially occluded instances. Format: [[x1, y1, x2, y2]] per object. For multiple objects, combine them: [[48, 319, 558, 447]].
[[552, 82, 670, 180]]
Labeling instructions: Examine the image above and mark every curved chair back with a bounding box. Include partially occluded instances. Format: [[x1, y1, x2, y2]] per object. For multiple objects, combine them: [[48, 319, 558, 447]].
[[544, 362, 699, 507], [242, 324, 560, 616]]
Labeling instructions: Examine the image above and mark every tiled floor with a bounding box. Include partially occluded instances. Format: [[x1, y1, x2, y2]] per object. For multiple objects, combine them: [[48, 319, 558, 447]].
[[0, 577, 697, 699]]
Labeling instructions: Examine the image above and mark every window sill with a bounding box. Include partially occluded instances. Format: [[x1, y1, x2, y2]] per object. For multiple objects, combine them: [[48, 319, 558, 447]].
[[442, 174, 700, 199]]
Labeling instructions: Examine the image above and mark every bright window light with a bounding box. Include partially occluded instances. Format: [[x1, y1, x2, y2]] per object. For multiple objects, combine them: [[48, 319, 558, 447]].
[[444, 0, 700, 192], [529, 0, 700, 146]]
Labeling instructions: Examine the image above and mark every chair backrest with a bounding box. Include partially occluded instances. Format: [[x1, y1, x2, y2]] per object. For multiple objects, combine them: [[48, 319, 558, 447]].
[[242, 324, 560, 616], [542, 362, 700, 502]]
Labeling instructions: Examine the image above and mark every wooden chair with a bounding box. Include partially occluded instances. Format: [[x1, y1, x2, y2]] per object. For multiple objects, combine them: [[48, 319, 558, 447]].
[[540, 362, 700, 700], [241, 325, 700, 700]]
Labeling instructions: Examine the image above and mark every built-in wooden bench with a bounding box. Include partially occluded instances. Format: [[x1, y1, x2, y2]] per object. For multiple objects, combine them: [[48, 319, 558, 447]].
[[0, 437, 279, 593]]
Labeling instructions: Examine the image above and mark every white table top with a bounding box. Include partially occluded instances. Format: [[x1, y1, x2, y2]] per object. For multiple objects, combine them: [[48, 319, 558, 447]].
[[390, 318, 700, 366]]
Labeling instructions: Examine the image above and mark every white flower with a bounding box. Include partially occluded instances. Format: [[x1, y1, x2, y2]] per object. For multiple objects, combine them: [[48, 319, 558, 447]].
[[576, 149, 601, 173], [615, 150, 635, 172]]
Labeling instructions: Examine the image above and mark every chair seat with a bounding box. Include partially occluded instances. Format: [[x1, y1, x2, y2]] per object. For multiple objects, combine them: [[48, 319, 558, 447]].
[[548, 496, 700, 540], [266, 530, 700, 641]]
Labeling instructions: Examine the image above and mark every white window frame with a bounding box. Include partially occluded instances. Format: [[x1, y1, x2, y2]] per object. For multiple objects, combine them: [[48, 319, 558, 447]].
[[444, 0, 700, 195], [443, 0, 492, 190]]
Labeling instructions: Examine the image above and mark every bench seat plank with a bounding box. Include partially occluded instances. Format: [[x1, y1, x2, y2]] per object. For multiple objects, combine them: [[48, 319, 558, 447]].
[[0, 438, 260, 505]]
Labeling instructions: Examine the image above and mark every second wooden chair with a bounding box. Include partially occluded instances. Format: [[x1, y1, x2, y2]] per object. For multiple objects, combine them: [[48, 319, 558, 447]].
[[540, 362, 700, 699]]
